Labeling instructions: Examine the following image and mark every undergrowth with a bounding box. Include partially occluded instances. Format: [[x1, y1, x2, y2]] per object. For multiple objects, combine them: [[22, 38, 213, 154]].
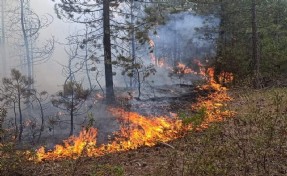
[[158, 88, 287, 175], [1, 88, 286, 176]]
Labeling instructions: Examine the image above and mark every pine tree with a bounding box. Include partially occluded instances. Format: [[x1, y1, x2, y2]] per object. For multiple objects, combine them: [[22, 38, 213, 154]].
[[0, 69, 33, 141]]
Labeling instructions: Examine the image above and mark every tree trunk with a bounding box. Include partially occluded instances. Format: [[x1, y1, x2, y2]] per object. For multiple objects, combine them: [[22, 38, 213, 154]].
[[36, 97, 44, 143], [70, 107, 74, 136], [70, 84, 74, 136], [130, 0, 136, 88], [103, 0, 115, 103], [18, 92, 23, 142], [214, 0, 226, 83], [13, 101, 18, 140], [251, 0, 260, 88], [20, 0, 32, 88], [85, 25, 93, 91]]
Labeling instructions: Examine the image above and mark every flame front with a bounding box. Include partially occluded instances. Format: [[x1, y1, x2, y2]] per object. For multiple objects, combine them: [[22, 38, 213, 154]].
[[107, 109, 187, 149], [33, 63, 234, 161], [35, 111, 188, 161]]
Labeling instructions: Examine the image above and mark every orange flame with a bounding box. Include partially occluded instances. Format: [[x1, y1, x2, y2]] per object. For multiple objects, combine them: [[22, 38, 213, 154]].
[[176, 62, 195, 74], [32, 63, 234, 161], [36, 128, 98, 160], [34, 112, 189, 161]]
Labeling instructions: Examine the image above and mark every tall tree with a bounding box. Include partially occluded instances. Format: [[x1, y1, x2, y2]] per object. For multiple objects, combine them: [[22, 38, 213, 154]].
[[52, 0, 154, 102], [103, 0, 115, 102], [20, 0, 32, 88], [6, 0, 54, 87], [190, 0, 287, 85]]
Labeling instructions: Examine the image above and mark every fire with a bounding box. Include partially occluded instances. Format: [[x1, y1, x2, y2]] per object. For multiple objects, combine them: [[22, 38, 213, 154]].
[[34, 111, 189, 161], [173, 60, 206, 75], [36, 128, 98, 160], [193, 59, 206, 75], [31, 62, 234, 161], [108, 109, 187, 148], [199, 68, 234, 91], [176, 62, 194, 74], [193, 84, 234, 130]]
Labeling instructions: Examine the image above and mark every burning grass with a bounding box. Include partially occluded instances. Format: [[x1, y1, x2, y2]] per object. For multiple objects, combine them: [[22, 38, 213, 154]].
[[29, 67, 234, 162], [2, 76, 287, 175], [14, 87, 285, 176], [1, 64, 236, 176], [33, 109, 191, 161]]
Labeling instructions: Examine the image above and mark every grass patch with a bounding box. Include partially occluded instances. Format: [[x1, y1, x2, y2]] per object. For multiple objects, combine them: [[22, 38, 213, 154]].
[[158, 88, 287, 175]]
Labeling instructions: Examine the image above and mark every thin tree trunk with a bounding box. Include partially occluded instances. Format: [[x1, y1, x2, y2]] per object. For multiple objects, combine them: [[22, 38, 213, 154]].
[[13, 101, 18, 140], [20, 0, 32, 88], [36, 97, 44, 143], [18, 92, 23, 142], [136, 68, 141, 100], [173, 28, 177, 66], [130, 0, 136, 87], [103, 0, 115, 103], [215, 0, 225, 83], [85, 25, 93, 91], [70, 88, 74, 136], [251, 0, 260, 88], [70, 107, 74, 136]]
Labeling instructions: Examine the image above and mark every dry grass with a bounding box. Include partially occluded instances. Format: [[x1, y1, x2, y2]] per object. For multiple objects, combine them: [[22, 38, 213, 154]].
[[1, 88, 287, 175]]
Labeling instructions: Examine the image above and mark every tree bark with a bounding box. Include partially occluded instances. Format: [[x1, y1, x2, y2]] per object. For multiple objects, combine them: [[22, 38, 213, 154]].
[[130, 0, 136, 87], [13, 101, 18, 140], [20, 0, 32, 82], [103, 0, 115, 103], [85, 25, 93, 91], [17, 90, 23, 142], [251, 0, 260, 88], [36, 96, 44, 143], [70, 90, 74, 136]]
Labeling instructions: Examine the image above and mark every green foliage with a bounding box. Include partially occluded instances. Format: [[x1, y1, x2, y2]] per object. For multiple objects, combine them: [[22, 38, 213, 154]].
[[0, 108, 7, 141], [91, 164, 124, 176], [0, 143, 32, 176], [0, 69, 35, 141], [0, 69, 33, 106], [179, 107, 207, 128], [193, 0, 287, 84], [52, 81, 89, 111], [52, 81, 89, 135], [160, 88, 287, 176]]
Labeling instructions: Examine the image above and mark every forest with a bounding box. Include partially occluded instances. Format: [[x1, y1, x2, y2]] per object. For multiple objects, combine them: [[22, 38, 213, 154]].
[[0, 0, 287, 175]]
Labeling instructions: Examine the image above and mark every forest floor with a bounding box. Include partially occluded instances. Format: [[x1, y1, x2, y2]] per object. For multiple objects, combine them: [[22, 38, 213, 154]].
[[1, 87, 287, 176]]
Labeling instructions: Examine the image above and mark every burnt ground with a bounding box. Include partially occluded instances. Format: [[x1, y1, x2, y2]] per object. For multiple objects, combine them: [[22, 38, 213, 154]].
[[116, 83, 211, 117]]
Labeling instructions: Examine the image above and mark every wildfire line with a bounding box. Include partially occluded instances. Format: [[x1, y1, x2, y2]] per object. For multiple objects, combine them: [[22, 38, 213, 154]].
[[30, 67, 234, 161]]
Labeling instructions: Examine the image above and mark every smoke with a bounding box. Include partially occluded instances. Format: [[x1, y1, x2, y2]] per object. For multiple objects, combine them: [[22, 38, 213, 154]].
[[151, 12, 218, 62], [143, 12, 218, 86], [31, 0, 83, 93]]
